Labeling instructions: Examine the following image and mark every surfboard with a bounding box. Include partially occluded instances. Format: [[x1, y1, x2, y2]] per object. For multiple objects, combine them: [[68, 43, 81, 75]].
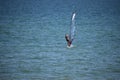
[[67, 44, 74, 48]]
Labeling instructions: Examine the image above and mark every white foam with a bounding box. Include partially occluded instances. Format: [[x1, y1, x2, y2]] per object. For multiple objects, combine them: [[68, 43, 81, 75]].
[[67, 44, 74, 48]]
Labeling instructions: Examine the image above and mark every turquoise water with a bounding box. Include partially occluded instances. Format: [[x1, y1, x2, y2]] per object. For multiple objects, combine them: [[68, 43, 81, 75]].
[[0, 0, 120, 80]]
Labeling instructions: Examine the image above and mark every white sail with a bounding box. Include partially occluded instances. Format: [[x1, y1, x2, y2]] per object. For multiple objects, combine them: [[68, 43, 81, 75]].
[[70, 13, 76, 41]]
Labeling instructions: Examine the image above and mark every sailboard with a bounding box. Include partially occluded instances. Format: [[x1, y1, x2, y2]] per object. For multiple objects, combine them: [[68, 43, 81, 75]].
[[70, 13, 76, 43]]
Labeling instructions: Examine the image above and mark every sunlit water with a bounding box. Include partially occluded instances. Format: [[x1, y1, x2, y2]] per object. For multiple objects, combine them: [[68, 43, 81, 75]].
[[0, 0, 120, 80]]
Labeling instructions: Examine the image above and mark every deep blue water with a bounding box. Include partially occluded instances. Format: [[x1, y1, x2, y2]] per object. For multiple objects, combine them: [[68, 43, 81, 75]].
[[0, 0, 120, 80]]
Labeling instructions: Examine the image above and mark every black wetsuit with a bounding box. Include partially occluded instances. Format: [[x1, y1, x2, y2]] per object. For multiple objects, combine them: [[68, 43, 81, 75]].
[[65, 36, 72, 46]]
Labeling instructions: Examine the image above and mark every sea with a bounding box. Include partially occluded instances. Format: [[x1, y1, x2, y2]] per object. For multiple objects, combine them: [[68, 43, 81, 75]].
[[0, 0, 120, 80]]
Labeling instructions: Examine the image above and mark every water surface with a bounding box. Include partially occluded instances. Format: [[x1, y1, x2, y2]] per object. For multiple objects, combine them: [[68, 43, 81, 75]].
[[0, 0, 120, 80]]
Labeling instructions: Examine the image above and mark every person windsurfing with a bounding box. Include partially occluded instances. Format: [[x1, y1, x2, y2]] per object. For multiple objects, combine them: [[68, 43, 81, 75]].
[[65, 13, 76, 47]]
